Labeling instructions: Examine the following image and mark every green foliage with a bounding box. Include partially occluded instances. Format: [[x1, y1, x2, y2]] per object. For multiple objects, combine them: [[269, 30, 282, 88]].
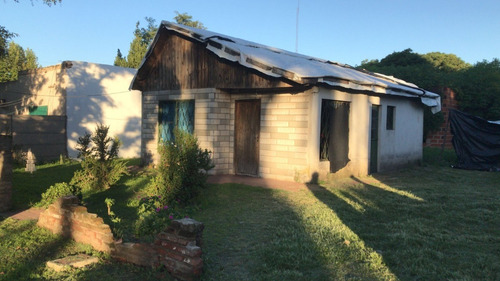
[[36, 182, 81, 208], [453, 59, 500, 120], [148, 130, 214, 205], [113, 49, 127, 67], [422, 52, 471, 72], [114, 14, 206, 68], [104, 198, 124, 238], [359, 48, 467, 138], [174, 11, 206, 29], [71, 124, 127, 192], [133, 195, 193, 238], [0, 41, 39, 82], [0, 25, 16, 57], [114, 17, 157, 69]]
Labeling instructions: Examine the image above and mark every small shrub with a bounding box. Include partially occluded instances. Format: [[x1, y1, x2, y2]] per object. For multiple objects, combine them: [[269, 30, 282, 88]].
[[36, 182, 81, 208], [134, 195, 193, 238], [70, 124, 128, 192], [148, 129, 214, 205]]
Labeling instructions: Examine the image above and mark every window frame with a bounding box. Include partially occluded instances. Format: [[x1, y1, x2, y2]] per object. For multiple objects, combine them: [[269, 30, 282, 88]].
[[158, 99, 195, 142], [386, 105, 395, 130]]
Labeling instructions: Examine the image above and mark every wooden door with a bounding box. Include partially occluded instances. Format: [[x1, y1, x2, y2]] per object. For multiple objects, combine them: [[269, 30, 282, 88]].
[[234, 100, 260, 176]]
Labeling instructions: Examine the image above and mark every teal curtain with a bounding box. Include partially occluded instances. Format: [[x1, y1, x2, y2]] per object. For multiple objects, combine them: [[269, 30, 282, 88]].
[[159, 100, 194, 142], [177, 100, 195, 134]]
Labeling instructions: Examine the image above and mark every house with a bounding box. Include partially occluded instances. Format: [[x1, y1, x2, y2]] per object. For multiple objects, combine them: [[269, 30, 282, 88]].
[[0, 61, 141, 160], [131, 21, 441, 182]]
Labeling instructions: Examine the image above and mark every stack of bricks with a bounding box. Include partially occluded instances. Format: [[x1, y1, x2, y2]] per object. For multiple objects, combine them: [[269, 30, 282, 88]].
[[37, 196, 114, 252], [0, 136, 12, 212], [37, 196, 205, 281], [425, 87, 458, 149], [113, 218, 204, 281]]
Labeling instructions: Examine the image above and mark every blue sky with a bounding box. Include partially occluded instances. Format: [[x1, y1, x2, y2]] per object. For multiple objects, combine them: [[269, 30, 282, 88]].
[[2, 0, 499, 67]]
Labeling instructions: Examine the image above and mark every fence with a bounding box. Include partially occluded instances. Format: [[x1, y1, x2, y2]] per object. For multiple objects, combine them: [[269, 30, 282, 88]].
[[0, 135, 12, 211], [0, 115, 67, 163]]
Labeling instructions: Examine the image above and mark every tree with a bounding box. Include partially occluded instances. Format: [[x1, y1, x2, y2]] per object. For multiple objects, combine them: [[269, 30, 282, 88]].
[[174, 11, 206, 29], [422, 52, 471, 72], [114, 17, 157, 69], [0, 25, 16, 57], [358, 49, 463, 139], [453, 59, 500, 120], [114, 13, 206, 68], [0, 41, 39, 82], [113, 49, 127, 67], [70, 124, 128, 191]]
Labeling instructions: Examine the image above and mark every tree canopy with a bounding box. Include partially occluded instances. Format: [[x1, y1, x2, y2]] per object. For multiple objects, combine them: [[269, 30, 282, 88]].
[[453, 59, 500, 120], [114, 13, 205, 69], [0, 26, 17, 57], [0, 41, 39, 82], [359, 48, 500, 135], [173, 11, 206, 29], [358, 49, 472, 138]]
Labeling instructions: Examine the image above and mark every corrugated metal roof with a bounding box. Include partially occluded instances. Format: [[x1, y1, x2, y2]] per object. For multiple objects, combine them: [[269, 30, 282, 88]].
[[134, 21, 441, 113]]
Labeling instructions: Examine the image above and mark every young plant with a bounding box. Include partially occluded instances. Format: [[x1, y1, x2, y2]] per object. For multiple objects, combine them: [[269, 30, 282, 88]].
[[70, 124, 128, 192], [134, 195, 194, 238], [36, 182, 81, 208], [105, 197, 123, 238], [148, 129, 214, 205]]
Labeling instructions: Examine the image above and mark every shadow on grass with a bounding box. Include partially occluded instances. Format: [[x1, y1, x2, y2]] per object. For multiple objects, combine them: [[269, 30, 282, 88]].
[[306, 170, 500, 280], [192, 183, 332, 281], [12, 162, 80, 210], [0, 220, 73, 281], [82, 170, 151, 240]]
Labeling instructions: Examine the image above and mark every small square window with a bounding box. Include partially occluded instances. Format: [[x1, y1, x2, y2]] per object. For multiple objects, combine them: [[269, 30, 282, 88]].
[[386, 106, 395, 130]]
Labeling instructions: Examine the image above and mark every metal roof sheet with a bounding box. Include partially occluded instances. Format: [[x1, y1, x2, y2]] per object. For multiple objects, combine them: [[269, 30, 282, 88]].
[[134, 21, 441, 113]]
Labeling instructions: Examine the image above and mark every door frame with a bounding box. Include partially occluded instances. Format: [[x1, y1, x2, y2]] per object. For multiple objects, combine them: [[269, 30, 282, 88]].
[[234, 99, 261, 176]]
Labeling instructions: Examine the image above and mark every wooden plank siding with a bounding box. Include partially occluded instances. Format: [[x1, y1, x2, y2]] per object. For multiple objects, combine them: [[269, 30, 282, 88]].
[[133, 29, 295, 92]]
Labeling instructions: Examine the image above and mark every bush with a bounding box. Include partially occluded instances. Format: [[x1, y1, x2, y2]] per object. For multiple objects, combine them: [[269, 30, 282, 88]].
[[70, 124, 128, 192], [133, 195, 194, 238], [148, 129, 214, 205], [36, 182, 81, 208]]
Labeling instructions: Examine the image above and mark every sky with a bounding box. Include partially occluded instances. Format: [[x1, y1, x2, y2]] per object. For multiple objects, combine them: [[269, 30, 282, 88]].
[[1, 0, 500, 68]]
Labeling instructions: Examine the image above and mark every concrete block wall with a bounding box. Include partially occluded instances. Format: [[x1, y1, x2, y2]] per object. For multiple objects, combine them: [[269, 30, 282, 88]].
[[142, 88, 313, 181], [255, 93, 311, 181], [142, 88, 232, 175]]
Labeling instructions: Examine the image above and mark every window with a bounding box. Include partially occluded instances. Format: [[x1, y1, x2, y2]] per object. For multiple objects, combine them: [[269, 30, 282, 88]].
[[29, 105, 48, 116], [158, 100, 194, 142], [386, 106, 395, 130]]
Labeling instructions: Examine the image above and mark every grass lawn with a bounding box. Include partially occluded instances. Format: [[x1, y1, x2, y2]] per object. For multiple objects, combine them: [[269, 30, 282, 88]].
[[1, 149, 499, 280]]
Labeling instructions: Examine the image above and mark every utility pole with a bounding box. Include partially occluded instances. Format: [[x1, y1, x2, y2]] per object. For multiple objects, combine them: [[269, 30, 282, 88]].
[[296, 0, 300, 53]]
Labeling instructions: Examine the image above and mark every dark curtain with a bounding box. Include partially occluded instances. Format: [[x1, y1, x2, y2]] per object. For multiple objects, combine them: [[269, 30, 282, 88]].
[[450, 109, 500, 170]]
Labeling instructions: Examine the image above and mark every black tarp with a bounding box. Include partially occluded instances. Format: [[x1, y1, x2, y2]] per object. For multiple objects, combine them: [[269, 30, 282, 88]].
[[449, 109, 500, 170]]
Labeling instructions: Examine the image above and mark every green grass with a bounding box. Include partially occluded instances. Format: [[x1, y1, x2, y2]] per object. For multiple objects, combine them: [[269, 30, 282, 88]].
[[12, 161, 80, 209], [2, 150, 499, 280]]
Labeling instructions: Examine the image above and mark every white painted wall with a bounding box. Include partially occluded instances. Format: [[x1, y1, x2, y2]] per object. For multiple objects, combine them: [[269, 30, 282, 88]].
[[309, 87, 423, 178], [65, 61, 141, 159], [309, 87, 372, 177], [377, 97, 423, 171]]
